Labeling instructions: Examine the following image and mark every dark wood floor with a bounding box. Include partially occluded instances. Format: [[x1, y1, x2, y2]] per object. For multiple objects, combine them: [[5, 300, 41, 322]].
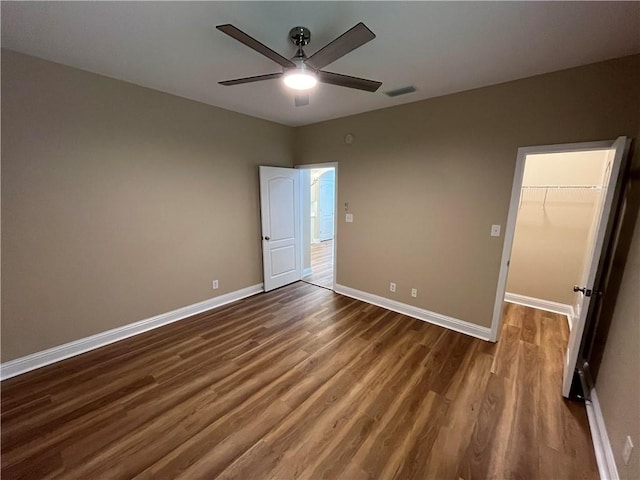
[[1, 282, 597, 479], [305, 239, 333, 289]]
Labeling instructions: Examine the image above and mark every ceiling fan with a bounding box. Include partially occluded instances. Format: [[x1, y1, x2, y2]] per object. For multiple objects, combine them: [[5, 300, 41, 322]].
[[216, 22, 382, 107]]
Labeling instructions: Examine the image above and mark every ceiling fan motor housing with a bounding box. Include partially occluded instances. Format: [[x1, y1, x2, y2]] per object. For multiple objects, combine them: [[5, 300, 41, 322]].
[[289, 26, 311, 47]]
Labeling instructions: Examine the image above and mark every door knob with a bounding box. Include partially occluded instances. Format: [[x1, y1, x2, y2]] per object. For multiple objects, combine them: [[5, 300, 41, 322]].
[[263, 236, 270, 241], [573, 285, 592, 297]]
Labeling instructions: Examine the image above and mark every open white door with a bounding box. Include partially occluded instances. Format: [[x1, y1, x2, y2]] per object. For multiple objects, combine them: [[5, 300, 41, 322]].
[[259, 166, 302, 292], [562, 136, 629, 397], [318, 169, 335, 242]]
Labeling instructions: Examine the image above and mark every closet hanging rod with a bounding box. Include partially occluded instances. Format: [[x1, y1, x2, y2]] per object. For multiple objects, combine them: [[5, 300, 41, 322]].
[[521, 185, 601, 189], [519, 184, 602, 209]]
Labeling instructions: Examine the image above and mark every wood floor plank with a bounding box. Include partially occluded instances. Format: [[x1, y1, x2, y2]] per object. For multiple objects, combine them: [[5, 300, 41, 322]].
[[538, 314, 571, 456], [503, 340, 542, 478], [457, 372, 518, 479], [426, 348, 494, 479], [305, 239, 334, 289], [504, 301, 524, 328], [1, 283, 598, 480], [521, 307, 542, 346], [490, 323, 520, 379]]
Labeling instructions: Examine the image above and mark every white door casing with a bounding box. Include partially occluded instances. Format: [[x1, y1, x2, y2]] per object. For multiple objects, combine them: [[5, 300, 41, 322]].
[[259, 166, 302, 292], [491, 137, 629, 398]]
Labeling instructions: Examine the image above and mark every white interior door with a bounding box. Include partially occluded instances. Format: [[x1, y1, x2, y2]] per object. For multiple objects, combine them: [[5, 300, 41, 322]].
[[259, 166, 302, 292], [318, 169, 335, 241], [562, 136, 629, 397]]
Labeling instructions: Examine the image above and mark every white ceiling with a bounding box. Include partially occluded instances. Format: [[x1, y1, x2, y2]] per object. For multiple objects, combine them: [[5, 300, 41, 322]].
[[2, 1, 639, 127]]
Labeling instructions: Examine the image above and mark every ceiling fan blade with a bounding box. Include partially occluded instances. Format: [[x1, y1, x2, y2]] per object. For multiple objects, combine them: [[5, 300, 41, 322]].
[[317, 71, 382, 92], [294, 95, 309, 107], [305, 22, 375, 70], [217, 24, 295, 68], [219, 72, 283, 86]]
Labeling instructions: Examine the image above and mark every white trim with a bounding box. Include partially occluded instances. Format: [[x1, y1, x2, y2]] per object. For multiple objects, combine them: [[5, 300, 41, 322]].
[[334, 284, 492, 341], [0, 284, 264, 380], [490, 139, 619, 344], [490, 145, 527, 341], [504, 292, 575, 321], [302, 267, 312, 278], [586, 388, 619, 480], [573, 302, 581, 331]]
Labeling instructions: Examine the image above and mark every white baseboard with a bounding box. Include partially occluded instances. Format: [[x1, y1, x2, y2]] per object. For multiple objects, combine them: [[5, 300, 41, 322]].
[[302, 267, 312, 278], [334, 284, 492, 341], [0, 283, 264, 381], [586, 388, 619, 480], [504, 292, 575, 330]]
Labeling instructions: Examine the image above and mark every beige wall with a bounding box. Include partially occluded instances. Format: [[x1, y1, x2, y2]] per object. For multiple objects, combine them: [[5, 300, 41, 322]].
[[1, 50, 294, 362], [522, 151, 611, 186], [507, 151, 608, 305], [598, 207, 640, 479], [294, 55, 639, 328]]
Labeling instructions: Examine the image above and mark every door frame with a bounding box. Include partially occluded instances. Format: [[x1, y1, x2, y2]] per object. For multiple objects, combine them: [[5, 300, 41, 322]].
[[295, 162, 338, 291], [490, 139, 621, 343]]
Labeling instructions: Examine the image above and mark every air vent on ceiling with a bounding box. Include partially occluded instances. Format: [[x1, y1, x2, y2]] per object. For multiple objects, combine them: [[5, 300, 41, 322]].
[[385, 86, 417, 97]]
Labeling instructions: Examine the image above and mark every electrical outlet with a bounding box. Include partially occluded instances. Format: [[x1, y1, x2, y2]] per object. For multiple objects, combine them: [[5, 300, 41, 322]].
[[623, 436, 634, 465], [346, 213, 354, 223], [212, 280, 219, 290], [389, 282, 396, 293], [411, 288, 417, 298], [491, 224, 501, 237]]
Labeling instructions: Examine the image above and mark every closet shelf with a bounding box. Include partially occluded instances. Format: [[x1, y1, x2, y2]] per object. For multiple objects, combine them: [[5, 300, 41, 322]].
[[521, 185, 602, 189]]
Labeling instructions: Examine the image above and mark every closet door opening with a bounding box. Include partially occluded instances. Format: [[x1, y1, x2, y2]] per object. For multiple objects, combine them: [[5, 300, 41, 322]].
[[506, 149, 612, 325], [492, 137, 629, 398]]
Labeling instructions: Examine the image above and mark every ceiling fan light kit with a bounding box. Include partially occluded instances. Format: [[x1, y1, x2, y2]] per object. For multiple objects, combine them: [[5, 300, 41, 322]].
[[283, 65, 317, 90], [216, 22, 382, 106]]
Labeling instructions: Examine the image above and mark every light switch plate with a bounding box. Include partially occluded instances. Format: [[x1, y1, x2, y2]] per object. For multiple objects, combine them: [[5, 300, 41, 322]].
[[346, 213, 353, 223], [491, 225, 501, 237]]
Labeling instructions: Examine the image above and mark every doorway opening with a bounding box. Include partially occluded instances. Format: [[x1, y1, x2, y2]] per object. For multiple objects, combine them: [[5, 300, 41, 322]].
[[491, 138, 628, 398], [505, 149, 611, 326], [300, 165, 336, 290]]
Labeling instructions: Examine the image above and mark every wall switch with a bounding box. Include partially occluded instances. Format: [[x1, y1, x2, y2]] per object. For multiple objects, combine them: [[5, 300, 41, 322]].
[[491, 224, 501, 237], [411, 288, 417, 298], [346, 213, 354, 223], [212, 280, 219, 290], [623, 436, 634, 465], [389, 282, 396, 293]]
